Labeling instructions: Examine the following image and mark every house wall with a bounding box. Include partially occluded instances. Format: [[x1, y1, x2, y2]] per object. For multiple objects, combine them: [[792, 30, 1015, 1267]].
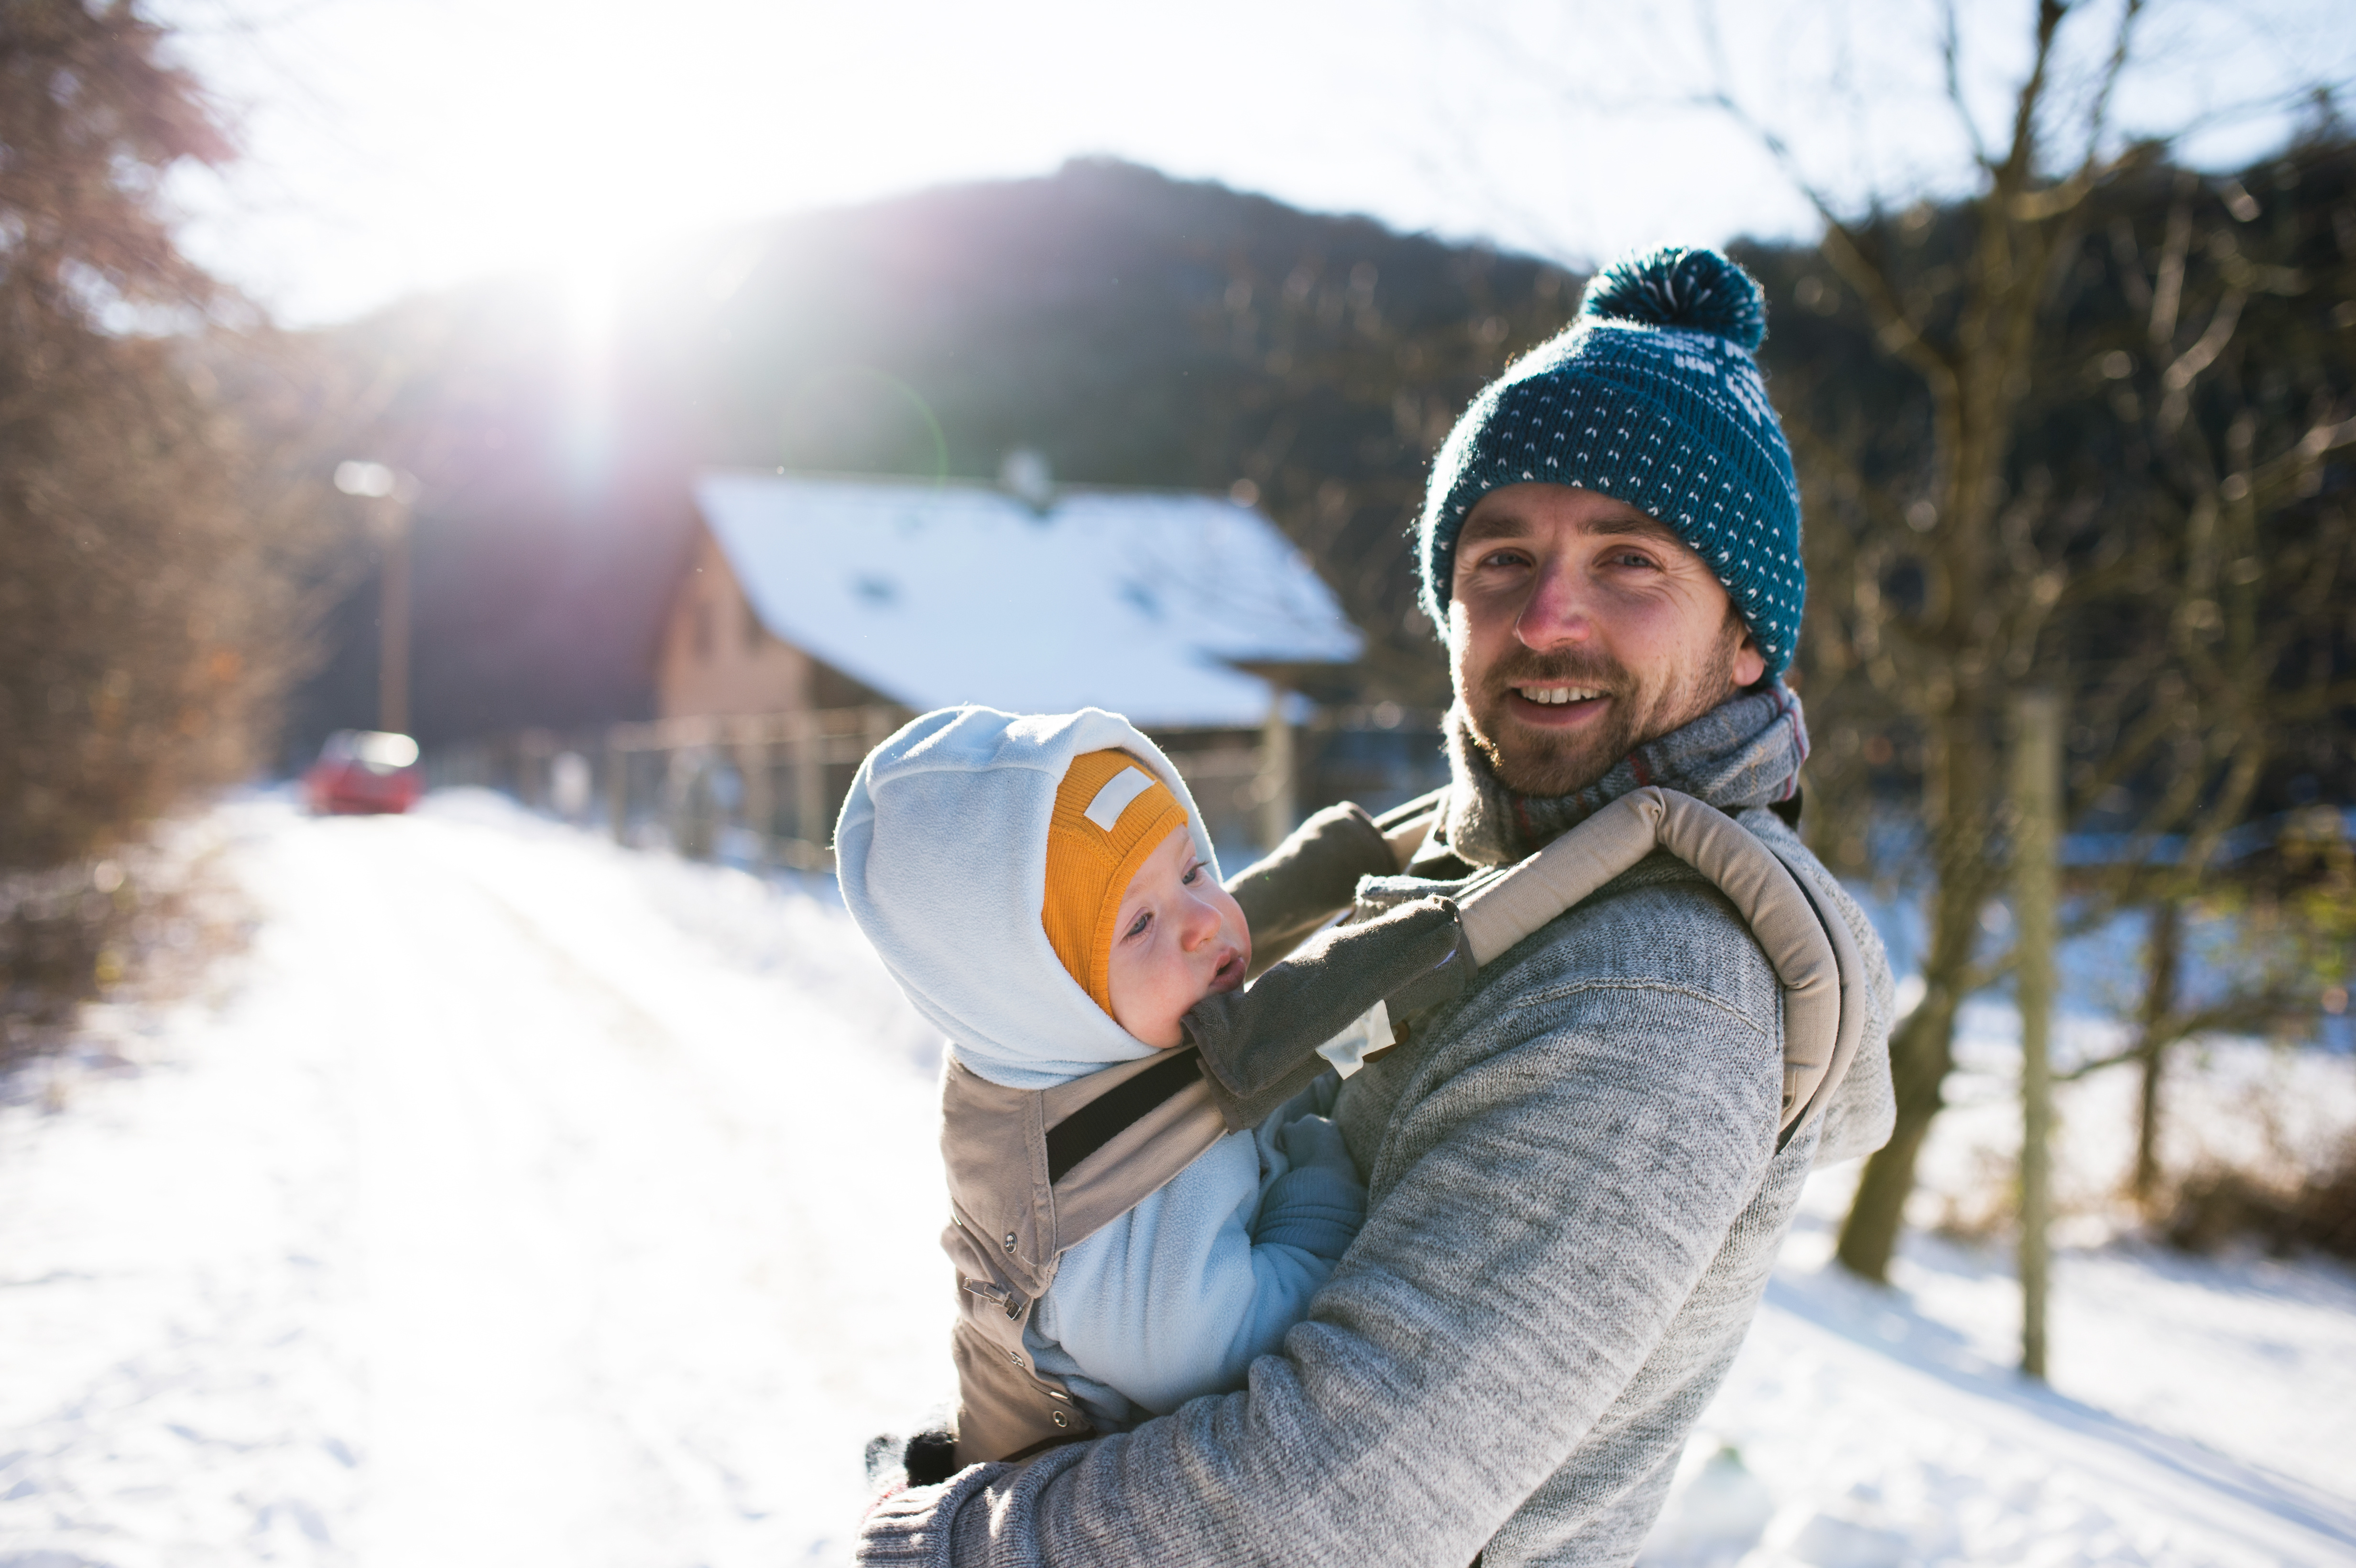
[[655, 525, 819, 719], [656, 523, 897, 719]]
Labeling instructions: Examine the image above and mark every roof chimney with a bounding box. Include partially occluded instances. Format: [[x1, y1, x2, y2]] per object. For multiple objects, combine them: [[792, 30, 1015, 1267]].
[[1000, 447, 1054, 512]]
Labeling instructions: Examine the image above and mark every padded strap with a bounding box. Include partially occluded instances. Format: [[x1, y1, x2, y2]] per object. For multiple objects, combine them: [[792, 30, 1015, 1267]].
[[1037, 1053, 1228, 1249], [1044, 1047, 1205, 1182], [1383, 812, 1435, 870], [1374, 790, 1444, 866], [1746, 812, 1868, 1144], [1453, 787, 1850, 1140]]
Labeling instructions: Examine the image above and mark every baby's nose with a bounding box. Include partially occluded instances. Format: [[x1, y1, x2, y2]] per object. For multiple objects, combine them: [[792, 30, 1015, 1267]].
[[1178, 894, 1223, 946]]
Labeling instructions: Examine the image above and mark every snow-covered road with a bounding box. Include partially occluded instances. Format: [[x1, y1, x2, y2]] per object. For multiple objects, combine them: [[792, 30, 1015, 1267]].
[[3, 794, 2353, 1566], [1, 795, 950, 1565]]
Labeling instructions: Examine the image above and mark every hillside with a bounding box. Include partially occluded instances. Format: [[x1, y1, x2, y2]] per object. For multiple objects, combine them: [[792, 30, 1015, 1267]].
[[290, 160, 1582, 749]]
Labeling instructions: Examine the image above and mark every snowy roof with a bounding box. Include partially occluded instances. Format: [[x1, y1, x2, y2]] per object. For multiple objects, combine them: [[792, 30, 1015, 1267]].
[[693, 471, 1363, 728]]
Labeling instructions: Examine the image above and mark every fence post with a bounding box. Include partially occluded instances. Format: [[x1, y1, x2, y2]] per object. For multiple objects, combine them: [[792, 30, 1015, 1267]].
[[1257, 685, 1296, 850], [2010, 689, 2062, 1382], [794, 709, 825, 859], [667, 742, 699, 858], [516, 729, 555, 811], [738, 719, 773, 869], [606, 731, 629, 845]]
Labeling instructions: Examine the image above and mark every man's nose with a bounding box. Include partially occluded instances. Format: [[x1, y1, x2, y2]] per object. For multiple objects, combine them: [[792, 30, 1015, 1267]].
[[1515, 555, 1593, 648]]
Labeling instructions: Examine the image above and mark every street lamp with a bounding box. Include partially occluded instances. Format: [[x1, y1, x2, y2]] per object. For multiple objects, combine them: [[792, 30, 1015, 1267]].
[[334, 461, 419, 737]]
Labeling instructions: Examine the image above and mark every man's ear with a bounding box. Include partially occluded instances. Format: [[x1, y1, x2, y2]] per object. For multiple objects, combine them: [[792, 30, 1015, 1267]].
[[1732, 627, 1767, 690]]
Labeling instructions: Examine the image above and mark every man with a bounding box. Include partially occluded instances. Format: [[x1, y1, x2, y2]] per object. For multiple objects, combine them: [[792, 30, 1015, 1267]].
[[859, 245, 1895, 1566]]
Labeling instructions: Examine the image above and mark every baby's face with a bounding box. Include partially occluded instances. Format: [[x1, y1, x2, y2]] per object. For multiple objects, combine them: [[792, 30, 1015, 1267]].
[[1105, 825, 1251, 1049]]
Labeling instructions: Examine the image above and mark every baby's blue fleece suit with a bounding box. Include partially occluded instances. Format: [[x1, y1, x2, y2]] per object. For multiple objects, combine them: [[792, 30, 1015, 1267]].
[[835, 706, 1368, 1429]]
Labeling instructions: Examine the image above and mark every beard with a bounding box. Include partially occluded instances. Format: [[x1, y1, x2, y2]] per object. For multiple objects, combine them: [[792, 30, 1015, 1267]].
[[1457, 624, 1744, 799]]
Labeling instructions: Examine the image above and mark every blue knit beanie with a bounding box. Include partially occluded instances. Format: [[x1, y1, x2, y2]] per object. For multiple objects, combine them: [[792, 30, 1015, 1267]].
[[1416, 245, 1803, 676]]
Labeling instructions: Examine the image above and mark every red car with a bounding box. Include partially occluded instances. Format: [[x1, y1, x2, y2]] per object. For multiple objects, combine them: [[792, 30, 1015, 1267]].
[[303, 730, 424, 815]]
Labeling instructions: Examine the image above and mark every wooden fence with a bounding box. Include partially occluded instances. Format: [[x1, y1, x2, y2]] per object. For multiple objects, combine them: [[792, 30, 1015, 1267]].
[[428, 704, 1451, 872]]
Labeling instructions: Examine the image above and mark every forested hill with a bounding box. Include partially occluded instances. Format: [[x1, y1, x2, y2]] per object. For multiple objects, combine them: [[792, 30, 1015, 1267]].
[[291, 142, 2355, 841], [292, 160, 1584, 747]]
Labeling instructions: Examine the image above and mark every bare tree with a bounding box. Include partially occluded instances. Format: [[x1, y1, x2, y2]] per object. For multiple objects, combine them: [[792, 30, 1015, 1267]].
[[0, 1, 341, 870], [2050, 150, 2356, 1205], [1712, 1, 2156, 1279], [1691, 1, 2356, 1278]]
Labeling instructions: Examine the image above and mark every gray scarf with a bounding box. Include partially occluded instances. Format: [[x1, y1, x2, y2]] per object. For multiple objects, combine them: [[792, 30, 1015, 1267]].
[[1440, 682, 1810, 867]]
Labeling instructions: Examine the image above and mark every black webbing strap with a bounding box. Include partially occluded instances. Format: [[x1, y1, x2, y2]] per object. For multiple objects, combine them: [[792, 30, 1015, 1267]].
[[1045, 1047, 1203, 1184]]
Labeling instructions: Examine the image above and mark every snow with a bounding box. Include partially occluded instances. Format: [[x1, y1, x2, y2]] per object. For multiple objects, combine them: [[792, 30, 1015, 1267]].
[[4, 792, 2354, 1565], [1643, 1176, 2356, 1566], [696, 471, 1362, 728], [0, 792, 949, 1566]]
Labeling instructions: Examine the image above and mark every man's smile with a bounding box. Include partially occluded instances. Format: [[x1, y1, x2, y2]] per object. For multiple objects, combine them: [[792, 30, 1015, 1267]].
[[1505, 684, 1611, 725]]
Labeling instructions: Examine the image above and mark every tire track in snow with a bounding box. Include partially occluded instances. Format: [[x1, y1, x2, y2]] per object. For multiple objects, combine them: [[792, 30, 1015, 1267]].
[[0, 801, 950, 1567], [317, 806, 950, 1564]]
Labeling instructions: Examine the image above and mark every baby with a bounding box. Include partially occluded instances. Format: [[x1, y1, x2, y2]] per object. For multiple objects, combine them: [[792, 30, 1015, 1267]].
[[837, 706, 1461, 1473]]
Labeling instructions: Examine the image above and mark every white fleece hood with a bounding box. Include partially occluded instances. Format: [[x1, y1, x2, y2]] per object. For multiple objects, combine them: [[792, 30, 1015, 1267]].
[[835, 706, 1222, 1089]]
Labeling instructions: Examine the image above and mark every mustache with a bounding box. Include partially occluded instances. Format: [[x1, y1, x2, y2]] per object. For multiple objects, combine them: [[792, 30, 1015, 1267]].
[[1482, 648, 1626, 693]]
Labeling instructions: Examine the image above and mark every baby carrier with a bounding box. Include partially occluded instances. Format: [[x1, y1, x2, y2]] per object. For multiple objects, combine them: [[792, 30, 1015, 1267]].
[[932, 786, 1872, 1470]]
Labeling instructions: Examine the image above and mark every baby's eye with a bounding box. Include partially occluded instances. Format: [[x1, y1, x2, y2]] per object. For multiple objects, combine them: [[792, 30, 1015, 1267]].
[[1180, 861, 1200, 885], [1124, 910, 1151, 940]]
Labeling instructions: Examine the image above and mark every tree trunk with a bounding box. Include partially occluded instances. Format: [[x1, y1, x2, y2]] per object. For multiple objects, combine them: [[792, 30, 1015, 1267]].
[[1835, 1009, 1947, 1278], [2132, 898, 2182, 1207], [1836, 692, 1994, 1281]]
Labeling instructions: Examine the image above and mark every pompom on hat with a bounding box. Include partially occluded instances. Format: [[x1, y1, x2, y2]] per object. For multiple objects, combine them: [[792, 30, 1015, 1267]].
[[1416, 245, 1804, 676], [1041, 749, 1190, 1015]]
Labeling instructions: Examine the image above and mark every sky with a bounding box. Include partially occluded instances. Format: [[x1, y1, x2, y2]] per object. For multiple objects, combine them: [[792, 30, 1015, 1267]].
[[163, 0, 2355, 328]]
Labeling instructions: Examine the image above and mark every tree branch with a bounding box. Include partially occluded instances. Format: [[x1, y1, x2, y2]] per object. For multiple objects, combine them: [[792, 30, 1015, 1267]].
[[1942, 0, 1997, 172]]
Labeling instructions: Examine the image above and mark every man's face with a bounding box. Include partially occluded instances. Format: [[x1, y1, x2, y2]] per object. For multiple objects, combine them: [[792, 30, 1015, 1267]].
[[1448, 484, 1767, 798]]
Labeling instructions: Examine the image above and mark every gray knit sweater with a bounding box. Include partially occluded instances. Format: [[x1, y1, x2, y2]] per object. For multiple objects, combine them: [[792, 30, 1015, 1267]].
[[857, 810, 1894, 1566]]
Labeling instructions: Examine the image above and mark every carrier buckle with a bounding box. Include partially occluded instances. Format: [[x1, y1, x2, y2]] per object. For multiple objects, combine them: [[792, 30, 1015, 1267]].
[[960, 1274, 1028, 1320]]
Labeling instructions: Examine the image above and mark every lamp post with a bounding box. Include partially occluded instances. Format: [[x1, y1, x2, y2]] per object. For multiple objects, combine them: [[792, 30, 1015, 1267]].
[[335, 461, 419, 736]]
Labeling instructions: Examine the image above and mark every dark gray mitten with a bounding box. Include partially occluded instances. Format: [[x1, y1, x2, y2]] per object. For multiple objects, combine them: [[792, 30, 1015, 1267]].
[[1184, 895, 1472, 1132], [1224, 802, 1396, 979]]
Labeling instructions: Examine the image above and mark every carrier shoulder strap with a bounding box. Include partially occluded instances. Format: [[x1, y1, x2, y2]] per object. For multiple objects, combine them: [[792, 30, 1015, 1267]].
[[1008, 785, 1867, 1194], [1447, 786, 1866, 1147]]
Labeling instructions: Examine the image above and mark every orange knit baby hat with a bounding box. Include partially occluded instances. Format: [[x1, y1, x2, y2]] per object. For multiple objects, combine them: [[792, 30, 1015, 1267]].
[[1042, 749, 1191, 1014]]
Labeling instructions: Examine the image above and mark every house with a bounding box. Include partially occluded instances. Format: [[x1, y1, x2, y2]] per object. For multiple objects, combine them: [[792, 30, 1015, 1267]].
[[656, 469, 1363, 730]]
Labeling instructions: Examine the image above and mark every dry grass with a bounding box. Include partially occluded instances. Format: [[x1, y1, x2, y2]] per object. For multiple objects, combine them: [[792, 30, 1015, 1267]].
[[0, 816, 252, 1078], [2165, 1140, 2356, 1261]]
